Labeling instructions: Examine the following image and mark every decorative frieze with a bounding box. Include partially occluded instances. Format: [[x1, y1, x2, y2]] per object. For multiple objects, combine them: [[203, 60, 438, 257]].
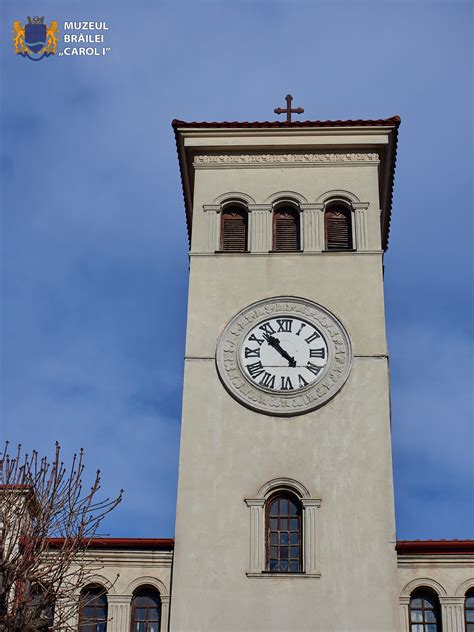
[[194, 153, 380, 168]]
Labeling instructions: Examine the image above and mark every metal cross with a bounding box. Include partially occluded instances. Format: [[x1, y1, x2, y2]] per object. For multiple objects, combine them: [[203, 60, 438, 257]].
[[274, 94, 304, 123]]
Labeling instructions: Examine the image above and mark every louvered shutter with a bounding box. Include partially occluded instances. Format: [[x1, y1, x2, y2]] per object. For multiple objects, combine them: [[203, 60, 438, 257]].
[[325, 208, 352, 250], [221, 210, 247, 252], [273, 210, 300, 251]]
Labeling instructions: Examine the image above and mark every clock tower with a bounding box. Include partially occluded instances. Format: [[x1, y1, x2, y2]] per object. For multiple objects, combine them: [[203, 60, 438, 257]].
[[170, 105, 401, 631]]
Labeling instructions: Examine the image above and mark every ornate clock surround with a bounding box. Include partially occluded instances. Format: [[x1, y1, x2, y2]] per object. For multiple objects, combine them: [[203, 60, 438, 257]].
[[216, 296, 352, 416]]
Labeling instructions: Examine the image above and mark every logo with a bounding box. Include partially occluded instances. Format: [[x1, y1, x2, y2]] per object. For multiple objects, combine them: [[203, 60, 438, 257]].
[[12, 16, 59, 61]]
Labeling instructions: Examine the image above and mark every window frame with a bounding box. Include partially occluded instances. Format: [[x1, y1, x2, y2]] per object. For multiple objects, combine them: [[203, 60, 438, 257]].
[[324, 203, 354, 251], [220, 205, 248, 253], [78, 584, 108, 632], [265, 491, 303, 574], [408, 588, 442, 632], [130, 585, 162, 632], [465, 589, 474, 632], [272, 206, 301, 252], [245, 477, 321, 578]]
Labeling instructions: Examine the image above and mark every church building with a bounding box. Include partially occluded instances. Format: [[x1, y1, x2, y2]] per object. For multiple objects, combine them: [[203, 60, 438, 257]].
[[64, 102, 474, 631]]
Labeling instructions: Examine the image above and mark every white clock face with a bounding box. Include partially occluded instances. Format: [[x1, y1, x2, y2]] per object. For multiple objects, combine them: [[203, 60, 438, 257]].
[[239, 316, 329, 392], [216, 297, 352, 416]]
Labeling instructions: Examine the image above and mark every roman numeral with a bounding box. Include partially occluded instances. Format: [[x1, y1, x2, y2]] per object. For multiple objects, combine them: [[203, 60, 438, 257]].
[[305, 331, 321, 344], [245, 347, 260, 358], [298, 374, 308, 388], [259, 322, 276, 336], [259, 372, 275, 389], [246, 361, 265, 379], [296, 323, 306, 336], [306, 362, 322, 376], [280, 376, 294, 390], [277, 319, 293, 333], [310, 348, 325, 359], [248, 333, 264, 346]]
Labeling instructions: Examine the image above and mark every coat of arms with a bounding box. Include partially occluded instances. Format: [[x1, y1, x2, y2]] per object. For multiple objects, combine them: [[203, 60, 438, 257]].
[[12, 16, 59, 61]]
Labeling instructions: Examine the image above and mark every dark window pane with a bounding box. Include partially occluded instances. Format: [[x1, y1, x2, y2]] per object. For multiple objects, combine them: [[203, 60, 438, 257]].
[[269, 560, 278, 571], [425, 610, 436, 623], [410, 610, 422, 623], [426, 626, 437, 632], [467, 595, 474, 607], [411, 598, 422, 608], [269, 502, 279, 516], [289, 560, 299, 572], [467, 611, 474, 623], [266, 492, 301, 573], [467, 624, 474, 632], [289, 499, 298, 515]]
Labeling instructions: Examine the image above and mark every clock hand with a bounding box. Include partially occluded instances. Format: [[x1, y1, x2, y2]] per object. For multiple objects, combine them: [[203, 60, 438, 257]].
[[263, 333, 297, 367]]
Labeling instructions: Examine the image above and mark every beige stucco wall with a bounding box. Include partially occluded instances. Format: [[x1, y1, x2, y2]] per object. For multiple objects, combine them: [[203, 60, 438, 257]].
[[70, 548, 173, 632], [398, 557, 474, 631]]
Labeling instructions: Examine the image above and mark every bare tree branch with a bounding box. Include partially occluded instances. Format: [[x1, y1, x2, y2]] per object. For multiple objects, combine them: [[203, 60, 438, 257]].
[[0, 442, 122, 631]]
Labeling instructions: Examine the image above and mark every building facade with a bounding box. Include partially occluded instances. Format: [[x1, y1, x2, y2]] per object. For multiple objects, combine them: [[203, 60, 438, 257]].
[[41, 114, 474, 632]]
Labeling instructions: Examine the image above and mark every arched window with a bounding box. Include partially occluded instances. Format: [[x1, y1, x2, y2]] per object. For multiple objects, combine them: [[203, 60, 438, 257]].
[[273, 208, 300, 252], [29, 584, 54, 631], [220, 207, 248, 252], [266, 491, 302, 573], [324, 205, 353, 250], [79, 584, 108, 632], [409, 589, 442, 631], [130, 586, 161, 632], [465, 588, 474, 632]]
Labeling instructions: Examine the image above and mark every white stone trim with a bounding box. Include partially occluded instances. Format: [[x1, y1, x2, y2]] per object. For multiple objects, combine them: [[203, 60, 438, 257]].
[[247, 204, 272, 252], [400, 576, 448, 598], [264, 190, 308, 205], [440, 597, 466, 632], [76, 574, 117, 596], [245, 478, 322, 578], [212, 191, 256, 205], [316, 189, 361, 203], [125, 575, 169, 598], [300, 203, 324, 252], [352, 202, 370, 251], [256, 477, 311, 499], [455, 577, 474, 596], [108, 594, 131, 632], [202, 205, 220, 252], [398, 596, 410, 632]]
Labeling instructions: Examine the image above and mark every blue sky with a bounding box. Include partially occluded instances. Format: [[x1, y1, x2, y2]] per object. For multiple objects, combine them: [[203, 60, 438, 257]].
[[1, 0, 472, 539]]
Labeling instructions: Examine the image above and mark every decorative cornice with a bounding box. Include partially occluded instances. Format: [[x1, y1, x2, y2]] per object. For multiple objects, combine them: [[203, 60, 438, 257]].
[[193, 152, 380, 168]]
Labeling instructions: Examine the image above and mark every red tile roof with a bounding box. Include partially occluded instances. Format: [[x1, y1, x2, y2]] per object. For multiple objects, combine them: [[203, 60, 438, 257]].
[[47, 538, 174, 550], [172, 116, 400, 129], [396, 540, 474, 555]]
